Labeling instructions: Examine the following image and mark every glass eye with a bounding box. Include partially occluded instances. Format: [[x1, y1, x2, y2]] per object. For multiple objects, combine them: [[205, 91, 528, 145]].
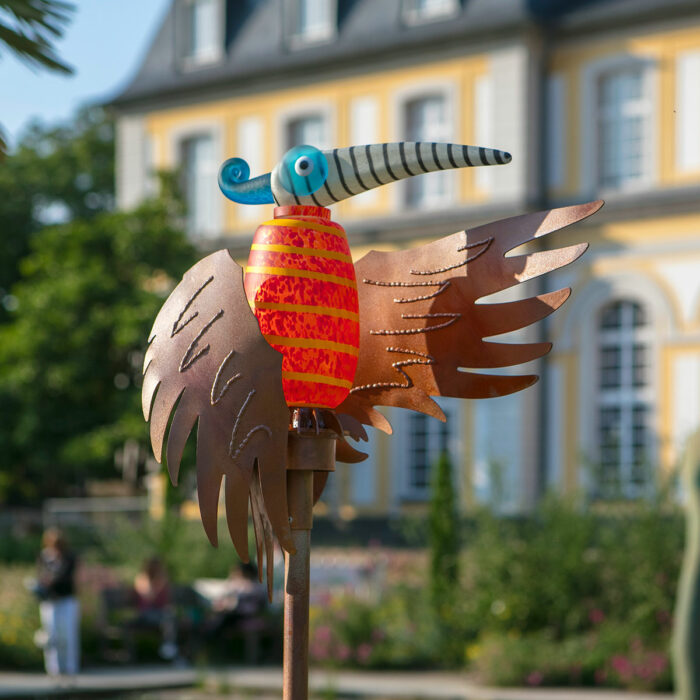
[[294, 156, 314, 176], [279, 145, 328, 197]]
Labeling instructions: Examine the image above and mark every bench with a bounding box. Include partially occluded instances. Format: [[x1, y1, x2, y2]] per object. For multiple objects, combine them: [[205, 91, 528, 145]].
[[97, 583, 205, 662]]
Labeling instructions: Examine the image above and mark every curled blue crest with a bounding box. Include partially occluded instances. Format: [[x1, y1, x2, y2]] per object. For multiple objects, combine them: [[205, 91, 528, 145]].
[[278, 145, 328, 197], [218, 157, 274, 205]]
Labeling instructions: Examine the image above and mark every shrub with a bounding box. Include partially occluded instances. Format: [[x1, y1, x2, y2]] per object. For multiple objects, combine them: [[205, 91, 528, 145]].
[[473, 624, 671, 691], [310, 586, 439, 669], [0, 566, 42, 669]]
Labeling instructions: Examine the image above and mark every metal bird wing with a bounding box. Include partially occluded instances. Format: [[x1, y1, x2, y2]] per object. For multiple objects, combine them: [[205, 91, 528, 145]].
[[142, 250, 293, 595], [337, 202, 602, 433]]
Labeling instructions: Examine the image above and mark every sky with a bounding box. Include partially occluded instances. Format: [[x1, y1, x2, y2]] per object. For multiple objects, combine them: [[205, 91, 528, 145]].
[[1, 0, 171, 147]]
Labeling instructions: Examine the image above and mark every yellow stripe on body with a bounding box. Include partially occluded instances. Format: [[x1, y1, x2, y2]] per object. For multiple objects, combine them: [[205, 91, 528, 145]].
[[263, 334, 359, 357], [263, 219, 346, 238], [250, 243, 353, 263], [282, 371, 353, 389], [249, 300, 359, 321], [245, 266, 357, 289]]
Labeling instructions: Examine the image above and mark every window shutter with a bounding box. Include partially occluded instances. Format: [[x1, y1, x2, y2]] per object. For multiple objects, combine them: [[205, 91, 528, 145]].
[[474, 74, 493, 192], [676, 50, 700, 172]]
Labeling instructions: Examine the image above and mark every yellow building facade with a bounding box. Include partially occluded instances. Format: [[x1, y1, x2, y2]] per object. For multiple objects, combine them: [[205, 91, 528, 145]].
[[114, 0, 700, 520]]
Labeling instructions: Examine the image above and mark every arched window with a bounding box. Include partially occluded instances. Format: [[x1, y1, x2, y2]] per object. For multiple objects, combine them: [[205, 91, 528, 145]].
[[396, 401, 456, 502], [596, 299, 653, 498]]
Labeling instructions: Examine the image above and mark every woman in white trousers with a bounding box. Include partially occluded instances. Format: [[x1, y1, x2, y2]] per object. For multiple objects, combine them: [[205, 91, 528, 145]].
[[37, 529, 80, 676]]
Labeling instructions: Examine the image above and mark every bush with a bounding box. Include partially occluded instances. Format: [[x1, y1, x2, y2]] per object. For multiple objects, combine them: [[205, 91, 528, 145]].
[[0, 529, 41, 564], [310, 586, 440, 669], [308, 494, 682, 690], [0, 566, 42, 669], [473, 625, 671, 691]]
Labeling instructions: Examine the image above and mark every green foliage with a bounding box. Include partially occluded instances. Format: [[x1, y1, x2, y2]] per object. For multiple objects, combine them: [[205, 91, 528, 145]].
[[0, 566, 42, 669], [475, 626, 671, 690], [0, 106, 115, 300], [0, 0, 73, 73], [310, 586, 438, 669], [0, 197, 195, 502], [465, 497, 601, 638], [0, 529, 41, 563], [428, 451, 459, 607], [426, 450, 464, 665], [308, 496, 681, 691], [93, 514, 253, 584], [0, 0, 74, 155]]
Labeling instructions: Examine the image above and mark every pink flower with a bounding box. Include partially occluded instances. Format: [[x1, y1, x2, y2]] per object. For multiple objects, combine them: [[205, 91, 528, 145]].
[[526, 671, 544, 686], [337, 644, 351, 661], [594, 668, 607, 685], [588, 608, 605, 625], [356, 643, 372, 664], [611, 655, 633, 681]]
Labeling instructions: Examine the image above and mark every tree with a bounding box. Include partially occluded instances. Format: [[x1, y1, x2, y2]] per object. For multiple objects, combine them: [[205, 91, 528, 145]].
[[0, 106, 115, 316], [427, 450, 462, 664], [0, 0, 75, 153], [428, 450, 460, 608], [0, 197, 196, 502]]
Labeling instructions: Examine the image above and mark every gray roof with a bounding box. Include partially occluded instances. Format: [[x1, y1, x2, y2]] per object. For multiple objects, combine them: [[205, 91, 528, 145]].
[[111, 0, 699, 109]]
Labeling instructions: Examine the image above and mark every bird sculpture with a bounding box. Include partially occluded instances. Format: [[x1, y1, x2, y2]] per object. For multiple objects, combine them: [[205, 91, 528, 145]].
[[143, 140, 601, 593]]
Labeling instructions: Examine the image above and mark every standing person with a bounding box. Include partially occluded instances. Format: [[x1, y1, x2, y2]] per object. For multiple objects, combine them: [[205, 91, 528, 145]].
[[36, 528, 80, 676]]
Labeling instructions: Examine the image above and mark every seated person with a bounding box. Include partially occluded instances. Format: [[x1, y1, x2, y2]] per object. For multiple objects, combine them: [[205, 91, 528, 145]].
[[208, 562, 267, 637], [131, 557, 178, 660]]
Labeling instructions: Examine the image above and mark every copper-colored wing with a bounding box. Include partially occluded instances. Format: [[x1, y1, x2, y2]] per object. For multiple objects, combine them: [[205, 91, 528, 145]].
[[142, 250, 293, 595], [338, 201, 602, 431]]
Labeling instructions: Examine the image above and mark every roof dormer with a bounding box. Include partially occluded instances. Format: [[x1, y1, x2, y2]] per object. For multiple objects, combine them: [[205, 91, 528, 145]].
[[285, 0, 337, 49], [402, 0, 460, 26], [177, 0, 225, 70]]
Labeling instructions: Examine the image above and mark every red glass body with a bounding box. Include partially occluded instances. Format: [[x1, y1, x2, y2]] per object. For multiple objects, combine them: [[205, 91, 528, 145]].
[[244, 206, 360, 408]]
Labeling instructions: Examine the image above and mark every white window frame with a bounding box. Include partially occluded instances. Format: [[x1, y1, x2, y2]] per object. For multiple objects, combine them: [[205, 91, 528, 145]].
[[391, 79, 457, 212], [236, 116, 265, 223], [169, 121, 223, 240], [393, 399, 462, 502], [276, 101, 335, 156], [676, 50, 700, 173], [286, 0, 337, 49], [565, 274, 674, 500], [580, 54, 656, 197], [595, 300, 655, 499], [402, 0, 459, 25], [349, 96, 380, 209], [178, 0, 225, 70]]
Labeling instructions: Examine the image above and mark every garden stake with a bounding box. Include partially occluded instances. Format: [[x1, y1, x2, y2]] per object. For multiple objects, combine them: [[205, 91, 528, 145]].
[[141, 139, 601, 696], [284, 427, 335, 700], [673, 428, 700, 700]]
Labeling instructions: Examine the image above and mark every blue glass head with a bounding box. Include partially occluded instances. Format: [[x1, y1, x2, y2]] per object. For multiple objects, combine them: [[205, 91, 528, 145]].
[[218, 157, 275, 205], [278, 145, 328, 197]]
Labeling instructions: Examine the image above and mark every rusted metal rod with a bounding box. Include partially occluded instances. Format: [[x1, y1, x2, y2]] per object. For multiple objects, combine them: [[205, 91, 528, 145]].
[[283, 429, 336, 700], [283, 470, 313, 700]]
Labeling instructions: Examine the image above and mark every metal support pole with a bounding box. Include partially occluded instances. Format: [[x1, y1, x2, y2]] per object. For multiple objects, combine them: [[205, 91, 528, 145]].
[[283, 430, 335, 700]]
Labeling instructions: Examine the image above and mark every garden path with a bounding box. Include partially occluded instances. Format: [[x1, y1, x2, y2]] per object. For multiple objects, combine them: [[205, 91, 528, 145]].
[[0, 665, 675, 699]]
